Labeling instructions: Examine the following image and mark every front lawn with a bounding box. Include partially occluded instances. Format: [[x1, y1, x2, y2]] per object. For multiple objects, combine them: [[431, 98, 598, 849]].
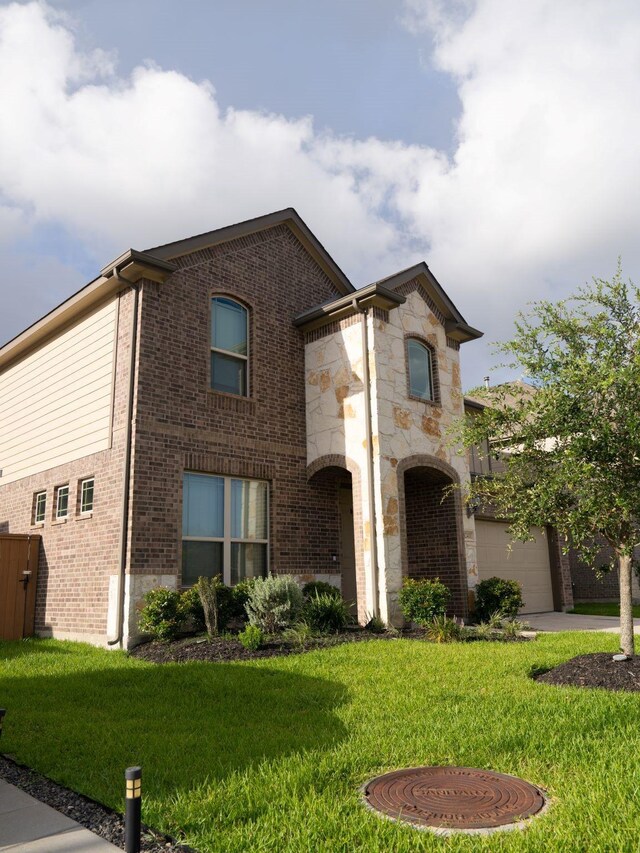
[[569, 602, 640, 618], [2, 634, 640, 852]]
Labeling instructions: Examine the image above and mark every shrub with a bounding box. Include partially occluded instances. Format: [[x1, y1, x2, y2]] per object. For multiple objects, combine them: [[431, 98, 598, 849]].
[[474, 577, 524, 622], [486, 610, 505, 628], [424, 615, 465, 643], [303, 592, 351, 634], [365, 614, 387, 634], [472, 621, 497, 641], [282, 622, 314, 648], [302, 580, 341, 600], [245, 575, 304, 633], [180, 586, 205, 632], [397, 578, 450, 626], [138, 587, 185, 641], [231, 578, 258, 619], [501, 617, 529, 639], [195, 576, 234, 637], [238, 624, 264, 651]]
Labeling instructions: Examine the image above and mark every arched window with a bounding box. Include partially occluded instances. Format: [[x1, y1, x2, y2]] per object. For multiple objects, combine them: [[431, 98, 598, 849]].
[[407, 339, 434, 401], [211, 297, 248, 396]]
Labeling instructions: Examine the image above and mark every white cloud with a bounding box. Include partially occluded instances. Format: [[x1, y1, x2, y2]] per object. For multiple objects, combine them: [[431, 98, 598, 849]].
[[2, 1, 640, 385], [0, 1, 415, 282]]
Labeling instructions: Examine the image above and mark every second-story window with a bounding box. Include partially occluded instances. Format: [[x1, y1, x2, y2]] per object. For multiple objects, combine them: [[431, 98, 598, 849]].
[[211, 297, 248, 396], [407, 339, 435, 402], [56, 485, 69, 519]]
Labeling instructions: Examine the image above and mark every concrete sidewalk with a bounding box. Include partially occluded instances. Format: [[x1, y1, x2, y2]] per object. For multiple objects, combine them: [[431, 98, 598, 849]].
[[0, 779, 120, 852], [524, 611, 640, 633]]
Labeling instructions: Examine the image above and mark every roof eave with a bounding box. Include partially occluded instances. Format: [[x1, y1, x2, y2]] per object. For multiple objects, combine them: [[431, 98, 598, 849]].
[[0, 250, 176, 372], [293, 283, 405, 331], [444, 320, 484, 344]]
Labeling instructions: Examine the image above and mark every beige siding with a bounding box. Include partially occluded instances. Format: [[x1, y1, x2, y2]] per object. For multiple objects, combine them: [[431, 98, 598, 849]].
[[475, 520, 555, 613], [0, 299, 118, 485]]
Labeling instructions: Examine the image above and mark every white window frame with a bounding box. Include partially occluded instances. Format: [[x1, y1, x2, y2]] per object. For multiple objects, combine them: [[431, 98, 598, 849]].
[[56, 484, 69, 519], [34, 491, 47, 524], [407, 338, 435, 402], [182, 473, 269, 586], [210, 297, 249, 396], [80, 478, 94, 514]]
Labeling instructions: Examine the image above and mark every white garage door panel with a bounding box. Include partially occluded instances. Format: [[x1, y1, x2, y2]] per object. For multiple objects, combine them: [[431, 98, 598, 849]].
[[475, 521, 554, 614]]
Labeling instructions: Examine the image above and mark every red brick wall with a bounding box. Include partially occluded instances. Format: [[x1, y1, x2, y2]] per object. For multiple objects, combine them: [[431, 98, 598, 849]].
[[0, 289, 136, 641], [129, 225, 347, 582], [569, 538, 640, 602], [403, 468, 467, 617]]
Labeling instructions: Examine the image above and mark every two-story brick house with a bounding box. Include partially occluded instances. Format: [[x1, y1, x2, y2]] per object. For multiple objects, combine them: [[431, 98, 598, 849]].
[[0, 209, 574, 647]]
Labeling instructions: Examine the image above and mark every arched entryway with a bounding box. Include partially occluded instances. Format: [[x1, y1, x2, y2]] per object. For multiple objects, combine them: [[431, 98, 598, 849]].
[[398, 458, 468, 619], [307, 455, 366, 621]]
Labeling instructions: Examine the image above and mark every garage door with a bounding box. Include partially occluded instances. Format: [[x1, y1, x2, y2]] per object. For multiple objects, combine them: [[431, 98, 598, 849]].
[[475, 521, 554, 613]]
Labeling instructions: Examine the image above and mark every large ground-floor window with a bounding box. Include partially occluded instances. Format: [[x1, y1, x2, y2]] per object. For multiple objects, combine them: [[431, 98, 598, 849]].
[[182, 472, 269, 586]]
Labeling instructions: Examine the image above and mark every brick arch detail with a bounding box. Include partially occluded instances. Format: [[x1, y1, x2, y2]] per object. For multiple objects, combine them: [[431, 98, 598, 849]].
[[396, 454, 461, 484], [396, 453, 468, 619], [306, 454, 360, 481], [306, 455, 367, 622]]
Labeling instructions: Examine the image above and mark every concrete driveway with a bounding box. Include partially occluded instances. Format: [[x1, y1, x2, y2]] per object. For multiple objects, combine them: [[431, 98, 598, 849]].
[[524, 611, 640, 634]]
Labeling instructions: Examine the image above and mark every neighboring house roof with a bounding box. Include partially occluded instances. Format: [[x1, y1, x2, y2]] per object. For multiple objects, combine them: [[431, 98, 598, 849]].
[[464, 379, 538, 410], [145, 207, 354, 296], [295, 260, 483, 343], [0, 208, 352, 371]]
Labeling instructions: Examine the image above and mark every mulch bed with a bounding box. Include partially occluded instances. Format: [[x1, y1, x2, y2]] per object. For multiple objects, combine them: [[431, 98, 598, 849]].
[[129, 629, 406, 664], [0, 755, 196, 852], [535, 652, 640, 692]]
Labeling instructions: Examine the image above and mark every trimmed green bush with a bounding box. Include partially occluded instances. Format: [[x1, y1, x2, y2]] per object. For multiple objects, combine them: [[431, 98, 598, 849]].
[[397, 578, 450, 626], [303, 592, 351, 634], [180, 586, 205, 632], [302, 580, 341, 600], [138, 587, 185, 641], [230, 578, 258, 619], [245, 575, 304, 633], [474, 577, 524, 622], [238, 624, 264, 651]]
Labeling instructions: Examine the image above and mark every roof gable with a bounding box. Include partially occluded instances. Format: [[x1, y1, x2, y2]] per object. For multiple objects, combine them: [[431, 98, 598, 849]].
[[145, 208, 354, 296], [376, 262, 483, 343]]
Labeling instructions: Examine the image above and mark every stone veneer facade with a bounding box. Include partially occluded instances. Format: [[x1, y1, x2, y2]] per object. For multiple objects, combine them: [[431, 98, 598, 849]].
[[304, 281, 478, 624]]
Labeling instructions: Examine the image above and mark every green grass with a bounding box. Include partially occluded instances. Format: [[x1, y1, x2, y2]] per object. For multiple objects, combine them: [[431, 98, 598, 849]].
[[569, 602, 640, 618], [2, 634, 640, 851]]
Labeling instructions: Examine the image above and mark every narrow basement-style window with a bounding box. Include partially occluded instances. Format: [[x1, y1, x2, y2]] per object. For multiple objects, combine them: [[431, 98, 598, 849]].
[[210, 297, 248, 396], [80, 478, 95, 514], [407, 339, 435, 402], [182, 472, 268, 586], [56, 484, 69, 519], [34, 491, 47, 524]]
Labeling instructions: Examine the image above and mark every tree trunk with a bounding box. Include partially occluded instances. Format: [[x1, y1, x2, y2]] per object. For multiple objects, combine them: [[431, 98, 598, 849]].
[[618, 553, 635, 658]]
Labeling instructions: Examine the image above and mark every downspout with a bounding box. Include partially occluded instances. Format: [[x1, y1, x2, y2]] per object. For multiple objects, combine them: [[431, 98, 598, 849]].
[[353, 298, 379, 618], [108, 276, 139, 647]]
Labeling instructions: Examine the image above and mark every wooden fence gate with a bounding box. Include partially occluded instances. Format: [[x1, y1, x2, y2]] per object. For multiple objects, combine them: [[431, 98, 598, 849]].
[[0, 534, 40, 640]]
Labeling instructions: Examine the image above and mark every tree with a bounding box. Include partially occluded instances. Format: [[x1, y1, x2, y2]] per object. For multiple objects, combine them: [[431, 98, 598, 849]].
[[457, 267, 639, 657]]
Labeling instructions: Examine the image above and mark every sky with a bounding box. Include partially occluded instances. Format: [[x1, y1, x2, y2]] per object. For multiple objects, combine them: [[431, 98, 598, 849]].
[[1, 0, 640, 388]]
